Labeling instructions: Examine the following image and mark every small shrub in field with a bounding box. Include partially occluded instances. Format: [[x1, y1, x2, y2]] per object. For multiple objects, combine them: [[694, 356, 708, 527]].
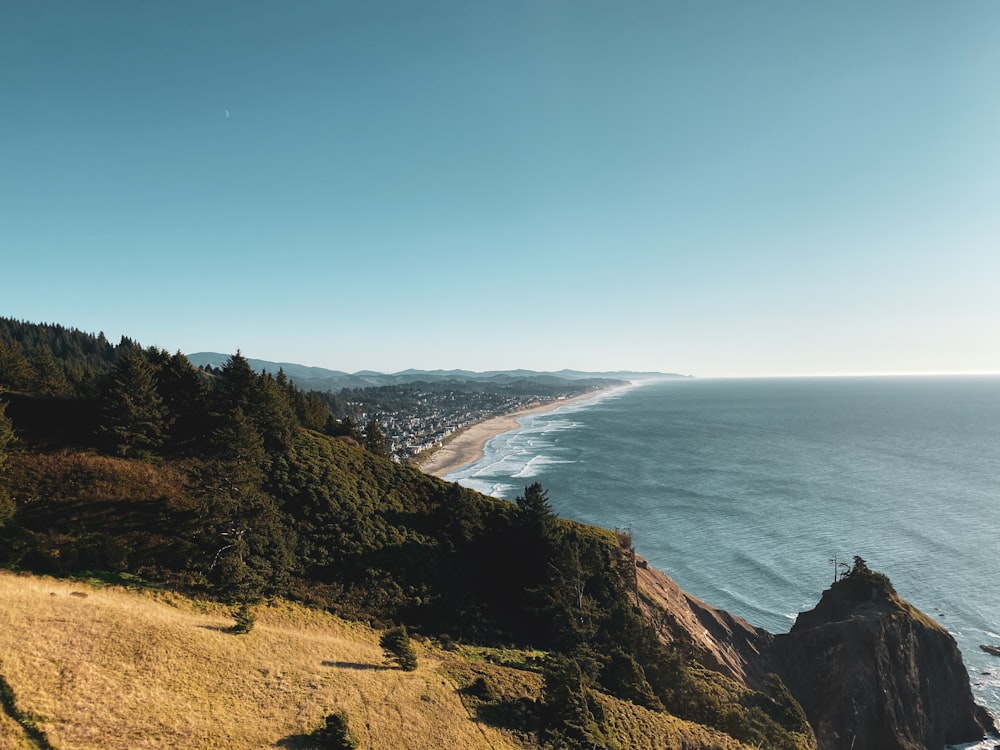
[[379, 625, 417, 671], [313, 710, 359, 749], [229, 603, 256, 634], [468, 676, 499, 702]]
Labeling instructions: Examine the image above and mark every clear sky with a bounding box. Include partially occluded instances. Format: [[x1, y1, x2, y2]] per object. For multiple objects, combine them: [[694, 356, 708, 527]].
[[4, 2, 999, 377]]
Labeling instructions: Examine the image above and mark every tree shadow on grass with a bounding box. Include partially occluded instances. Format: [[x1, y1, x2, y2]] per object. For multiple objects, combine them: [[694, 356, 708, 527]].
[[199, 624, 240, 634], [322, 660, 390, 671], [275, 732, 315, 749]]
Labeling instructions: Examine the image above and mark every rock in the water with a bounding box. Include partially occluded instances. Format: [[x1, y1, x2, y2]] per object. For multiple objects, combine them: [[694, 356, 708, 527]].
[[759, 560, 997, 750]]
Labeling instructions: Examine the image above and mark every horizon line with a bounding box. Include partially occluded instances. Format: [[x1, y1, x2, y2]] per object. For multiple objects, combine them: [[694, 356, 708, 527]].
[[694, 370, 1000, 380]]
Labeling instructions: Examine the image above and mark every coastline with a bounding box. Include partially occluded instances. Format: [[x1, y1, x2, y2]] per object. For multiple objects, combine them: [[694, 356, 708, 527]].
[[416, 388, 620, 479]]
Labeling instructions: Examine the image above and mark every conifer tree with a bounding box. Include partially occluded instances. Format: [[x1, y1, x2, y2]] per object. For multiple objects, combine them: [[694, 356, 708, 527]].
[[29, 349, 71, 397], [541, 653, 617, 749], [154, 351, 207, 450], [517, 482, 558, 539], [0, 342, 34, 390], [101, 349, 170, 457], [379, 625, 418, 671], [196, 408, 295, 602], [257, 373, 298, 454], [0, 401, 15, 527], [313, 711, 359, 749], [212, 351, 259, 418], [363, 418, 389, 457]]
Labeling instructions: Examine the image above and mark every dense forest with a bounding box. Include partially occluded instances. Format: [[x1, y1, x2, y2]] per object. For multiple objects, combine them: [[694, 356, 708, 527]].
[[0, 318, 814, 749]]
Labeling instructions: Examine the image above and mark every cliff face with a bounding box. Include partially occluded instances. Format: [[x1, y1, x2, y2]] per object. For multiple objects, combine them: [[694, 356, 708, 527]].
[[637, 560, 996, 750], [759, 569, 997, 750], [635, 556, 772, 685]]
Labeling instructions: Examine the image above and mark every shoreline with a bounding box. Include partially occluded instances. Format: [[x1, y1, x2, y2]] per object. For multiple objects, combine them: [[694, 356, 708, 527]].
[[415, 387, 622, 479]]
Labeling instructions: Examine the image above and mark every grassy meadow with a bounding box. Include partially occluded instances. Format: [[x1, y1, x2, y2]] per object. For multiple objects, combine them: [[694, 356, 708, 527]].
[[0, 571, 764, 750], [0, 571, 518, 750]]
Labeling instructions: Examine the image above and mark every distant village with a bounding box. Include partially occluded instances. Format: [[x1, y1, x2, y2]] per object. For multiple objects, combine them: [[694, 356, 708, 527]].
[[337, 380, 617, 463]]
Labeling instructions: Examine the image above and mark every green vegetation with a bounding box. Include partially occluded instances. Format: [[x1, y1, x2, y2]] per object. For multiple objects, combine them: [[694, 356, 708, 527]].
[[380, 626, 418, 671], [0, 401, 15, 528], [229, 602, 257, 634], [311, 711, 360, 749], [0, 318, 816, 750]]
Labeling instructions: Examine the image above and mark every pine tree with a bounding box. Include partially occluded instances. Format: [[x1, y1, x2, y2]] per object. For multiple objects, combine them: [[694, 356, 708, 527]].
[[0, 401, 15, 527], [29, 349, 72, 397], [313, 711, 359, 749], [101, 349, 171, 457], [517, 482, 558, 538], [196, 408, 295, 602], [257, 374, 298, 454], [379, 626, 418, 671], [540, 653, 617, 749], [363, 418, 389, 457], [211, 351, 259, 418], [0, 342, 34, 390], [154, 351, 207, 449]]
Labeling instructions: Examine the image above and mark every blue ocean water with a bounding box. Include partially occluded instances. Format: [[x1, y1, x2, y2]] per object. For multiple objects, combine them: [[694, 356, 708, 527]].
[[446, 376, 1000, 723]]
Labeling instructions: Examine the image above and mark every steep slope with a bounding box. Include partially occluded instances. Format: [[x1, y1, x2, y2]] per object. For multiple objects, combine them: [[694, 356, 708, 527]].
[[635, 557, 772, 685]]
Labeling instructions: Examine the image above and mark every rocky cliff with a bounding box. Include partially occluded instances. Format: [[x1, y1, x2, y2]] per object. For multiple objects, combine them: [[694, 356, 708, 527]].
[[637, 556, 997, 750], [759, 560, 996, 750], [635, 556, 773, 685]]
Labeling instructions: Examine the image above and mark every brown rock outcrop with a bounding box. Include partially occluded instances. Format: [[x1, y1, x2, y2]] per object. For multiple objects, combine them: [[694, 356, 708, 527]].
[[759, 563, 997, 750], [636, 557, 997, 750], [636, 556, 772, 685]]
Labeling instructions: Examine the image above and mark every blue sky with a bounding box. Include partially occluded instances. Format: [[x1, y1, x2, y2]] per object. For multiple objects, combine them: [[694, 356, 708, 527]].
[[4, 2, 999, 376]]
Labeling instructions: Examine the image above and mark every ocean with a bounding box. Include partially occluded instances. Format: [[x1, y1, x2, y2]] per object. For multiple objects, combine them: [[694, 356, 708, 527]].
[[445, 376, 1000, 726]]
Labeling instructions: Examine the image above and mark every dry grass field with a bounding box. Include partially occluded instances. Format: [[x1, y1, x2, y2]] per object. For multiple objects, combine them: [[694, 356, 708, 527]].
[[0, 571, 519, 750]]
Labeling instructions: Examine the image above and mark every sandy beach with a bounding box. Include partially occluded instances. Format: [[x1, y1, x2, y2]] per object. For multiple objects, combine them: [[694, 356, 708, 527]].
[[416, 388, 617, 478]]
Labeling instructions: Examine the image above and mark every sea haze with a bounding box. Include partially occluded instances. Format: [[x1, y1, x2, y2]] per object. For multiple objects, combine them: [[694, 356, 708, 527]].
[[446, 375, 1000, 720]]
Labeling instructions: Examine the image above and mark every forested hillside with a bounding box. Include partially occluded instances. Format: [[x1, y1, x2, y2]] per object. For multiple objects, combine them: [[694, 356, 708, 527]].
[[0, 319, 814, 749]]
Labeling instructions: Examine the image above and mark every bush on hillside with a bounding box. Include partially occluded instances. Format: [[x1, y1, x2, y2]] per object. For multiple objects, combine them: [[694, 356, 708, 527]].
[[312, 710, 359, 749], [228, 602, 256, 634], [380, 625, 417, 671]]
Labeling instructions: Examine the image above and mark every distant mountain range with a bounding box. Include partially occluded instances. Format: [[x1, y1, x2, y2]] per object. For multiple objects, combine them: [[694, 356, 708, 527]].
[[187, 353, 688, 392]]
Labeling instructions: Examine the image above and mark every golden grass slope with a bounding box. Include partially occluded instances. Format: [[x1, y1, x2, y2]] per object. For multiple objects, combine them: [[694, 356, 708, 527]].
[[0, 571, 518, 750]]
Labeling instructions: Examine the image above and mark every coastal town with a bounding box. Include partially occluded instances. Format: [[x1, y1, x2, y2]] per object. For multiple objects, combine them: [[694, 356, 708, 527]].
[[337, 378, 623, 463]]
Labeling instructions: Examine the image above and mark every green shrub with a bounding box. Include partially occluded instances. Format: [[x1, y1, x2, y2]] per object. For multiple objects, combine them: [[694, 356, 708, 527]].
[[380, 625, 417, 671], [229, 602, 256, 634], [313, 710, 359, 749]]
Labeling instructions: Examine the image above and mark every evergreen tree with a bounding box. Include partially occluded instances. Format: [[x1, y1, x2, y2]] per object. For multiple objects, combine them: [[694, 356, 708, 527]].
[[0, 342, 34, 390], [0, 401, 15, 527], [154, 351, 208, 450], [601, 650, 663, 711], [100, 349, 171, 457], [195, 408, 296, 602], [362, 418, 389, 457], [313, 711, 359, 749], [29, 349, 72, 397], [211, 351, 259, 417], [540, 653, 617, 749], [257, 373, 298, 454], [296, 390, 331, 432], [517, 482, 558, 538], [379, 625, 418, 671]]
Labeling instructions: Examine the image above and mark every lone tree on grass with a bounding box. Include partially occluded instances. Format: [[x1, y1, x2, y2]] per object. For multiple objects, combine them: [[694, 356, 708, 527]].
[[380, 625, 417, 671], [313, 710, 359, 749]]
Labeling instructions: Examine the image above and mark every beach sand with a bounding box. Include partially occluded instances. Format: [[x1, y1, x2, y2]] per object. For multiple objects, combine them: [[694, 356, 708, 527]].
[[416, 389, 615, 479]]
